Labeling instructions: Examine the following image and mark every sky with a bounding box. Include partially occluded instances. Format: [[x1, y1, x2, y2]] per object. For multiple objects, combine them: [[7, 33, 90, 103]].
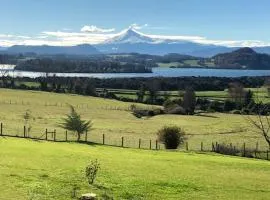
[[0, 0, 270, 47]]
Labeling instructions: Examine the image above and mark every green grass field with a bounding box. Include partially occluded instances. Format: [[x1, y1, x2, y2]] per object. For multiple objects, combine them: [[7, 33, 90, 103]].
[[0, 89, 269, 150], [157, 59, 216, 68], [105, 87, 270, 104], [1, 138, 269, 200]]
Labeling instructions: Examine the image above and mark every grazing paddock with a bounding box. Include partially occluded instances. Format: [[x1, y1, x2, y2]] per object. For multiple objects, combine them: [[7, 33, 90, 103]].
[[0, 138, 269, 200], [0, 89, 269, 151]]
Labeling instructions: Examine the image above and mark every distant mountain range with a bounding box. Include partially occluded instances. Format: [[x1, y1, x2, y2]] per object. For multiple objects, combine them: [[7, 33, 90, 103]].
[[5, 44, 99, 55], [2, 28, 270, 57]]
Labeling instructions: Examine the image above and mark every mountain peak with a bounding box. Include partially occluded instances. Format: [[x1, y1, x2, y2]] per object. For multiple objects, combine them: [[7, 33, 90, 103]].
[[103, 27, 155, 44]]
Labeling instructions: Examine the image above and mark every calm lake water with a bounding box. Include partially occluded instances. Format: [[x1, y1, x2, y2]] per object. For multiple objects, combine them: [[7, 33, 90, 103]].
[[1, 65, 270, 78]]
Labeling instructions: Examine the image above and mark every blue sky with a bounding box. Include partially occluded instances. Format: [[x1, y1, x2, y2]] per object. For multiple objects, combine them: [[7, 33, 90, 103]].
[[1, 0, 270, 46]]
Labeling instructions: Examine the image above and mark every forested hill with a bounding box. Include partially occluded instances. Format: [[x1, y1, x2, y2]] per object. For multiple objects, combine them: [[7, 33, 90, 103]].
[[213, 47, 270, 69], [15, 58, 153, 73]]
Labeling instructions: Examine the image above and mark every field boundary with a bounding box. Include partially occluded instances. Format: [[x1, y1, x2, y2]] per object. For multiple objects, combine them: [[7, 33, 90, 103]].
[[0, 122, 269, 161]]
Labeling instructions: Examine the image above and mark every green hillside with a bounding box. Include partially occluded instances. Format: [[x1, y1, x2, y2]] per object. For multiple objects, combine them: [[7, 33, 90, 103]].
[[0, 89, 269, 150], [0, 138, 269, 200]]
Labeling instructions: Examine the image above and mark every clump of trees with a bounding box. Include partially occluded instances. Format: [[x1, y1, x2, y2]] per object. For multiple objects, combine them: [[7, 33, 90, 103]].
[[59, 105, 92, 141], [163, 87, 196, 115], [157, 126, 186, 149]]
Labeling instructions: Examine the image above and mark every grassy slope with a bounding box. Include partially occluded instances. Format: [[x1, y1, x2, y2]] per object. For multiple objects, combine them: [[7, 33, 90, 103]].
[[0, 89, 269, 150], [0, 138, 269, 200]]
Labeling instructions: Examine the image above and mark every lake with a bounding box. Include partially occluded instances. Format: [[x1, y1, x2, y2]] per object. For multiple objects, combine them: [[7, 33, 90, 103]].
[[1, 65, 270, 78]]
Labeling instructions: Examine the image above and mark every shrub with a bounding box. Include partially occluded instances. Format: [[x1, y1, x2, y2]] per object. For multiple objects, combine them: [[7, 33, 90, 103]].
[[85, 159, 100, 185], [230, 109, 241, 114], [213, 143, 255, 158], [157, 126, 185, 149], [223, 100, 237, 111], [132, 107, 163, 118], [208, 100, 224, 112], [213, 143, 240, 156], [165, 105, 186, 115]]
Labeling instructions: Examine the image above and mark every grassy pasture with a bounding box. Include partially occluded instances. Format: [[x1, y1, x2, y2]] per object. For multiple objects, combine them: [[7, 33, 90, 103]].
[[0, 138, 269, 200], [0, 89, 269, 150], [157, 59, 216, 68], [102, 87, 270, 103]]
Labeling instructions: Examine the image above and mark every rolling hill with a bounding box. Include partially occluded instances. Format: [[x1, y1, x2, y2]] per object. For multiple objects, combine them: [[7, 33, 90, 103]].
[[213, 47, 270, 69]]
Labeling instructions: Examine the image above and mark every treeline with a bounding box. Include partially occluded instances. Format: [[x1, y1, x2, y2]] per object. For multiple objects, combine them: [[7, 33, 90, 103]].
[[0, 75, 269, 115], [111, 53, 199, 63], [0, 76, 266, 92], [15, 58, 152, 73], [0, 54, 20, 64]]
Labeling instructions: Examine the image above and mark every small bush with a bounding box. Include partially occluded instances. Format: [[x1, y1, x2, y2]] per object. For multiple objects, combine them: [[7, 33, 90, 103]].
[[132, 107, 163, 118], [213, 143, 255, 158], [157, 126, 185, 149], [85, 159, 100, 185], [213, 143, 240, 156], [230, 109, 241, 114], [165, 105, 186, 115]]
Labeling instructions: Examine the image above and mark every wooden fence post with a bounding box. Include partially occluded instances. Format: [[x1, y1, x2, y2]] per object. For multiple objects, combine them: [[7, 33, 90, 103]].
[[121, 137, 124, 147], [186, 142, 189, 151], [156, 140, 158, 150], [24, 126, 26, 138], [255, 142, 259, 157], [0, 123, 2, 135], [65, 130, 68, 142], [102, 134, 105, 145], [53, 130, 56, 141], [150, 140, 152, 150], [212, 142, 215, 151], [85, 131, 88, 142], [243, 143, 246, 157], [45, 129, 48, 140], [139, 138, 141, 149], [201, 142, 203, 151], [267, 150, 269, 160]]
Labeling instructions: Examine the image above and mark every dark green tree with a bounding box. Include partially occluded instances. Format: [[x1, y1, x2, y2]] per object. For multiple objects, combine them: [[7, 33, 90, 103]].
[[136, 84, 146, 103], [59, 105, 92, 141], [183, 87, 196, 115]]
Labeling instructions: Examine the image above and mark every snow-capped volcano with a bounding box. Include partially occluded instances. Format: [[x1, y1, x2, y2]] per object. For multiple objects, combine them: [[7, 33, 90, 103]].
[[97, 28, 219, 56], [103, 27, 206, 45], [95, 27, 270, 56], [104, 27, 156, 44]]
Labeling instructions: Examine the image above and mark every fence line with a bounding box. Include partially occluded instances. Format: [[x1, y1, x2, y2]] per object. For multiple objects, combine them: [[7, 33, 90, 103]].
[[0, 99, 133, 111], [0, 122, 269, 161]]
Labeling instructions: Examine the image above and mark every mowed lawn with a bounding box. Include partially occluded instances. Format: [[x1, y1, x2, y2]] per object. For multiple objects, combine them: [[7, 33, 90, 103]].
[[0, 89, 269, 150], [0, 138, 269, 200]]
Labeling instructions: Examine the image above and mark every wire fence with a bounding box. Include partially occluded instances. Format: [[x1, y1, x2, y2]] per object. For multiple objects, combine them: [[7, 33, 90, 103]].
[[0, 122, 269, 161]]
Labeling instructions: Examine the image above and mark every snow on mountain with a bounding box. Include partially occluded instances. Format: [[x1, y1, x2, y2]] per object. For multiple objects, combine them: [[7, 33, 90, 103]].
[[103, 27, 201, 44], [104, 28, 156, 44]]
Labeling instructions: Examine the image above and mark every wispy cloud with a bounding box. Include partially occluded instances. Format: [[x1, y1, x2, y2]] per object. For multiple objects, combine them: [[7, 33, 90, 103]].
[[81, 25, 115, 33], [129, 23, 148, 30]]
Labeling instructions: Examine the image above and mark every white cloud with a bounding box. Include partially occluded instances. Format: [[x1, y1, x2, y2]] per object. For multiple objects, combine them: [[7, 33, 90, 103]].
[[81, 25, 115, 33], [0, 24, 270, 48], [129, 23, 148, 30]]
